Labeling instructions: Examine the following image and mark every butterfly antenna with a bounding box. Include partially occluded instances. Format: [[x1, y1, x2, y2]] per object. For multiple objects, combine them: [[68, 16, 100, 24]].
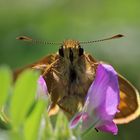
[[16, 36, 62, 45], [79, 34, 124, 44]]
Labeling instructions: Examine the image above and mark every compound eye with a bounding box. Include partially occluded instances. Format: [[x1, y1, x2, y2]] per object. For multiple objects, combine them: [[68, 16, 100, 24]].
[[79, 46, 84, 56], [59, 46, 64, 57]]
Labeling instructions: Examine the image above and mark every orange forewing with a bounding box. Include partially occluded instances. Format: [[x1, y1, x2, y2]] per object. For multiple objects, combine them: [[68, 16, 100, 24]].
[[114, 74, 140, 124], [13, 54, 57, 80]]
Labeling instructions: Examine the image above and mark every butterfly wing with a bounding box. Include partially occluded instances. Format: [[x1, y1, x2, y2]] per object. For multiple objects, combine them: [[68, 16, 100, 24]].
[[13, 54, 58, 80], [114, 74, 140, 124]]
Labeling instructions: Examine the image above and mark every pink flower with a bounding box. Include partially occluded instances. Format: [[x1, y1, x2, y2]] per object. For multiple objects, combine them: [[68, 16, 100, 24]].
[[37, 76, 48, 99], [70, 64, 120, 135]]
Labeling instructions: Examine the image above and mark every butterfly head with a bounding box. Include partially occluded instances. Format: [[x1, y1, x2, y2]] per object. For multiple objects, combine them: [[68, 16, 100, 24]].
[[58, 40, 84, 63]]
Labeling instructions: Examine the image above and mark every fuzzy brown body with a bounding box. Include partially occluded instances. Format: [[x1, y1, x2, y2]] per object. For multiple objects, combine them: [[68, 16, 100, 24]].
[[14, 38, 140, 123], [44, 53, 97, 118]]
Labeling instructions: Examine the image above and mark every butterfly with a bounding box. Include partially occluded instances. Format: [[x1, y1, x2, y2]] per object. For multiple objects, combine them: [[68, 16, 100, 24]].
[[14, 34, 140, 124]]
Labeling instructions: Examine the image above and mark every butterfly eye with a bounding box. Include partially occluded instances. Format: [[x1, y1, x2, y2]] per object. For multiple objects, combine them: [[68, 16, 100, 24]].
[[59, 46, 64, 57], [79, 46, 84, 56]]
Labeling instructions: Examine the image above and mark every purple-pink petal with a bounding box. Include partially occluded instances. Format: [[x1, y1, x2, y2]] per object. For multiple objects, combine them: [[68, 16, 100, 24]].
[[86, 64, 120, 118], [85, 64, 119, 134], [97, 121, 118, 135], [37, 76, 48, 98], [70, 113, 82, 129]]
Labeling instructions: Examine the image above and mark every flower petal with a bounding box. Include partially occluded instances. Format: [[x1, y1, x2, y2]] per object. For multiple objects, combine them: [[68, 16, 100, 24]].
[[85, 63, 120, 120], [70, 112, 83, 129], [97, 121, 118, 135], [37, 76, 48, 98], [81, 63, 120, 134]]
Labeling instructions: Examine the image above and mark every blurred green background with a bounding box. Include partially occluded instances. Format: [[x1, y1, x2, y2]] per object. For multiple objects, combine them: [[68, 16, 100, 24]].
[[0, 0, 140, 139]]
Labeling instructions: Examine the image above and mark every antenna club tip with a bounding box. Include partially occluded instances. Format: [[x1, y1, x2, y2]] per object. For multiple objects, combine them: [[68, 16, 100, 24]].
[[16, 36, 25, 40], [16, 36, 32, 41], [118, 34, 124, 37], [116, 34, 124, 38], [111, 34, 124, 39]]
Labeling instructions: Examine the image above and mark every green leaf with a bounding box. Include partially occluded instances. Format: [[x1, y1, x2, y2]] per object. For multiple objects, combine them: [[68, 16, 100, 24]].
[[54, 112, 72, 140], [41, 112, 53, 140], [24, 100, 46, 140], [0, 66, 12, 109], [10, 70, 39, 128]]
